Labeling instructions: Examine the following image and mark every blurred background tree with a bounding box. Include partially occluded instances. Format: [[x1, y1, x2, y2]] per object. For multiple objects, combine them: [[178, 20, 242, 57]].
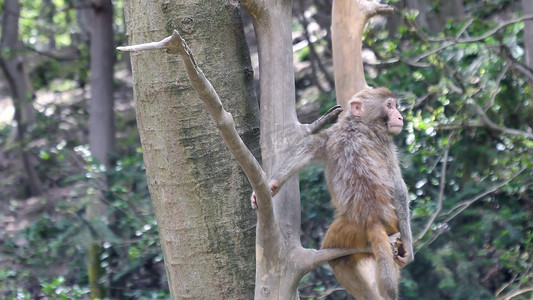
[[0, 0, 531, 299]]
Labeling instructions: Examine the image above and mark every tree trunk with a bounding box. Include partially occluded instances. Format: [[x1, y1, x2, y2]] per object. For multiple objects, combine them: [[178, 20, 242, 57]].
[[89, 0, 115, 169], [120, 1, 393, 298], [241, 1, 390, 298], [523, 0, 533, 71], [0, 0, 43, 196], [86, 0, 116, 297], [522, 0, 533, 161], [122, 1, 259, 298], [331, 0, 392, 109], [241, 1, 304, 298]]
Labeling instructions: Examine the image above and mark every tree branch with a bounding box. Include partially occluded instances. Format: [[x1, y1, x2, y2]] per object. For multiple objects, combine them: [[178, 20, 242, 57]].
[[499, 286, 533, 300], [297, 247, 372, 274], [468, 100, 533, 140], [415, 167, 526, 251], [332, 0, 394, 109], [414, 144, 450, 244], [442, 167, 526, 224], [117, 30, 273, 215], [361, 1, 394, 17], [298, 233, 401, 274], [408, 14, 533, 63], [304, 105, 343, 135]]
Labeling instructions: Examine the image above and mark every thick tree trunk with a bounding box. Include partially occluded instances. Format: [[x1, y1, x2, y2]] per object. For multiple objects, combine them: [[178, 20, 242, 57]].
[[0, 0, 43, 196], [523, 0, 533, 70], [331, 0, 392, 110], [241, 1, 304, 298], [522, 0, 533, 155], [86, 0, 115, 297], [120, 1, 392, 298], [122, 1, 259, 298], [89, 0, 115, 169]]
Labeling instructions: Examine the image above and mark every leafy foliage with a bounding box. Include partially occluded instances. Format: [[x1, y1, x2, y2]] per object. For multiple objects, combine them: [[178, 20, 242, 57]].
[[0, 0, 168, 298], [1, 0, 532, 298], [297, 0, 532, 299]]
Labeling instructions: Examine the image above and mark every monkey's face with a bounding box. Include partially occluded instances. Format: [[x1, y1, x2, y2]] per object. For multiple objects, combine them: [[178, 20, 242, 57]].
[[384, 98, 403, 135]]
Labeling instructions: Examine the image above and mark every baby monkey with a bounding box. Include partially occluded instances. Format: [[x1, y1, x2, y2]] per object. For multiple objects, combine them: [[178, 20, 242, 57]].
[[252, 87, 413, 300]]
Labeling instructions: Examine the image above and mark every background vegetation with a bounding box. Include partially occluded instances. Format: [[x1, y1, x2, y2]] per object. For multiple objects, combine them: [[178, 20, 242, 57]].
[[0, 0, 531, 299]]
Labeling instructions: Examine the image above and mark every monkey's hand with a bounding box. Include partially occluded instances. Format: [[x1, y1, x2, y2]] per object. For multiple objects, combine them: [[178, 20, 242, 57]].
[[250, 192, 258, 210], [394, 240, 413, 268], [269, 179, 280, 197], [250, 179, 281, 210]]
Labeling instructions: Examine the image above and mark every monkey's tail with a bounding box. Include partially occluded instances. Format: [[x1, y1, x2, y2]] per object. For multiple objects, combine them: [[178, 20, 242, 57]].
[[368, 223, 399, 300]]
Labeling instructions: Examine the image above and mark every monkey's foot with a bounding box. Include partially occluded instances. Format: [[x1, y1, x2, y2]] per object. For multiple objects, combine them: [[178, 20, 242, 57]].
[[388, 232, 401, 256]]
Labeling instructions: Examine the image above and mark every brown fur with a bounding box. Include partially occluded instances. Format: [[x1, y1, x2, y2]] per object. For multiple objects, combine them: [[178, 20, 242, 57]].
[[260, 87, 413, 300], [320, 88, 408, 300]]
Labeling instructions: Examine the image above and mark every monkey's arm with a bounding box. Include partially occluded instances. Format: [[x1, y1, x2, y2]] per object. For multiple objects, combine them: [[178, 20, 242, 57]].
[[251, 134, 326, 209], [393, 180, 414, 267], [268, 134, 326, 196]]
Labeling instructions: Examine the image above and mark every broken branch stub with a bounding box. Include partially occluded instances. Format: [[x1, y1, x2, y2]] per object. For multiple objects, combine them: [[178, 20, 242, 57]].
[[117, 30, 187, 55]]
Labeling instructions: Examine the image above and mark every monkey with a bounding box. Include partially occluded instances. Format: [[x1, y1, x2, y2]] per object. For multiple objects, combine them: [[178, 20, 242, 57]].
[[251, 87, 413, 300]]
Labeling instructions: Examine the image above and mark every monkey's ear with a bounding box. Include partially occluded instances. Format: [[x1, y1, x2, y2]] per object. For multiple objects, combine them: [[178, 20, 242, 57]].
[[349, 98, 365, 117]]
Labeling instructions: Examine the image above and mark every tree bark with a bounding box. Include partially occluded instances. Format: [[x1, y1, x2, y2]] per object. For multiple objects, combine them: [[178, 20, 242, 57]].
[[523, 0, 533, 72], [241, 1, 386, 298], [89, 0, 115, 169], [86, 0, 116, 297], [120, 1, 392, 298], [522, 0, 533, 158], [241, 0, 303, 297], [331, 0, 393, 110], [0, 0, 43, 196], [122, 1, 259, 298]]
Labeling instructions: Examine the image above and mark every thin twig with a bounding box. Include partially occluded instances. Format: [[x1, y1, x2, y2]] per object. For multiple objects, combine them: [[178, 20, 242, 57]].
[[297, 3, 333, 92], [409, 14, 533, 63], [455, 18, 474, 40], [116, 35, 172, 52], [484, 63, 510, 109], [495, 273, 518, 297], [500, 286, 533, 300], [414, 144, 450, 244], [416, 167, 527, 250], [469, 100, 533, 140], [442, 167, 527, 224], [457, 14, 533, 43]]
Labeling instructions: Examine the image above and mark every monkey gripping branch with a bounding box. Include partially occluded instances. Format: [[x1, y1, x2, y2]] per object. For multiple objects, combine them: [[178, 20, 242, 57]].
[[118, 28, 408, 300]]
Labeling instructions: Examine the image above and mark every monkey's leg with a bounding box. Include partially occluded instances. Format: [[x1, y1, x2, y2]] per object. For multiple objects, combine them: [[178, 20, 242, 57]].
[[368, 223, 400, 300], [322, 217, 383, 300], [330, 255, 385, 300]]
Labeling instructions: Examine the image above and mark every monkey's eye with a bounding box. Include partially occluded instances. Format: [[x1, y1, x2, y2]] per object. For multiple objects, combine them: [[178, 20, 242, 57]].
[[387, 102, 392, 109]]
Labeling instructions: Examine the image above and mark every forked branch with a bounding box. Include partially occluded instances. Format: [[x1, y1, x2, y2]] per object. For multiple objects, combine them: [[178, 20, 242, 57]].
[[118, 30, 273, 213], [118, 29, 377, 270], [118, 30, 346, 219]]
